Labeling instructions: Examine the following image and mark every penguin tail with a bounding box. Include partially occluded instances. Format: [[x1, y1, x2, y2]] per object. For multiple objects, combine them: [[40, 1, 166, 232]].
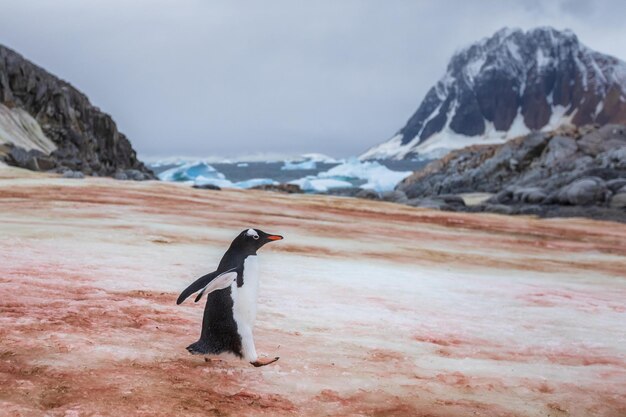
[[186, 339, 212, 355]]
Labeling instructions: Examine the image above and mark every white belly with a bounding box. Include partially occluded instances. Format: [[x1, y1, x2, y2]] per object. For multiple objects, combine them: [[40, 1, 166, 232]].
[[231, 256, 260, 361], [232, 256, 260, 328]]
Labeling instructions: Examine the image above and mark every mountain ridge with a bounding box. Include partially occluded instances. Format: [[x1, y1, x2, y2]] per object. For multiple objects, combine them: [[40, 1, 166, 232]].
[[361, 27, 626, 160], [0, 44, 154, 178]]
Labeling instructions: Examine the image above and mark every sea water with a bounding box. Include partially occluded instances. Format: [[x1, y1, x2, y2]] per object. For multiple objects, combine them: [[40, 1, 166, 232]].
[[150, 157, 430, 193]]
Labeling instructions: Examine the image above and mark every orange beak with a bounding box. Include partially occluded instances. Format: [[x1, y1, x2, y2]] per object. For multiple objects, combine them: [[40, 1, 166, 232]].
[[267, 235, 283, 241]]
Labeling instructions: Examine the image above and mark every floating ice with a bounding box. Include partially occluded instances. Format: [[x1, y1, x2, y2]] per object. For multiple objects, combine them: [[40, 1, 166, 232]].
[[158, 162, 225, 182], [299, 153, 340, 163], [289, 177, 353, 193], [157, 157, 410, 194], [317, 158, 411, 193], [194, 176, 234, 189], [281, 159, 317, 170], [194, 176, 277, 189], [234, 178, 277, 188], [159, 161, 276, 189]]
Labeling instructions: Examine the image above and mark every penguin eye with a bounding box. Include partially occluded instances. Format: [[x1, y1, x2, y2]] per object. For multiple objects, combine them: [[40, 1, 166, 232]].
[[252, 234, 259, 240]]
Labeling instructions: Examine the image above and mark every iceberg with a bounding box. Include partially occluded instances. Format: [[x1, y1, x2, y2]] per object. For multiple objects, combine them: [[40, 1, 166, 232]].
[[317, 158, 411, 193], [289, 177, 353, 193], [195, 176, 277, 189], [234, 178, 277, 188], [157, 157, 411, 194], [158, 161, 225, 182], [158, 161, 276, 190], [194, 176, 234, 189], [299, 153, 340, 163], [281, 159, 317, 171]]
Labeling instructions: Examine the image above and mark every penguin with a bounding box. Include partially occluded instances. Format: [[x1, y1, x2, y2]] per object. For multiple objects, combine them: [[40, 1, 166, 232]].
[[176, 228, 283, 367]]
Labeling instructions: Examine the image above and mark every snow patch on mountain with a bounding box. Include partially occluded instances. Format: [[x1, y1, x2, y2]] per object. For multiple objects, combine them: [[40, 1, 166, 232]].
[[0, 103, 57, 154]]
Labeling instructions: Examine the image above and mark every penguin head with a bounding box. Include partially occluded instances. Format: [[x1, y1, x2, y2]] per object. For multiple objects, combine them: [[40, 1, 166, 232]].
[[231, 228, 283, 255]]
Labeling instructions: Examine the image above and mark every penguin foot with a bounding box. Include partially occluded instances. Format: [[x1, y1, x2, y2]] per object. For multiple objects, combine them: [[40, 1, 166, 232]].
[[251, 357, 279, 367]]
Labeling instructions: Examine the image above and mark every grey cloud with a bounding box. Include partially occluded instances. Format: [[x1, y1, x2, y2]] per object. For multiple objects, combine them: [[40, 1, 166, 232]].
[[0, 0, 624, 158]]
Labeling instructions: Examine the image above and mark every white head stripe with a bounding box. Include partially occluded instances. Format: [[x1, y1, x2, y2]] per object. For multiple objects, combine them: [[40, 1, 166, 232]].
[[246, 228, 258, 238]]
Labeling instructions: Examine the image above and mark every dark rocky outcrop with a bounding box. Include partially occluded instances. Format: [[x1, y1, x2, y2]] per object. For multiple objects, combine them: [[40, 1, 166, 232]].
[[396, 124, 626, 222], [250, 183, 303, 194], [192, 183, 222, 191], [362, 27, 626, 160], [0, 44, 154, 179]]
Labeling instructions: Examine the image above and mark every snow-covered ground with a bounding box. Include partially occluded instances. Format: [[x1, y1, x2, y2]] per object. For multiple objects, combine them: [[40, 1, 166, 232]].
[[0, 168, 625, 416]]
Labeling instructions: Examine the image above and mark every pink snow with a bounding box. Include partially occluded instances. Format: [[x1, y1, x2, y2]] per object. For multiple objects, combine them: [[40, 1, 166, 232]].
[[0, 167, 625, 416]]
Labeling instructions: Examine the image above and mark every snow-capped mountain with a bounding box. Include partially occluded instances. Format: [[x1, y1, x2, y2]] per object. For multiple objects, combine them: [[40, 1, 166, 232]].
[[361, 27, 626, 160]]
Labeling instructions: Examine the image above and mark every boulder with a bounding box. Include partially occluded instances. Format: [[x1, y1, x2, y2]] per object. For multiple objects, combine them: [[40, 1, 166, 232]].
[[406, 198, 451, 210], [482, 204, 515, 215], [557, 177, 609, 206], [540, 136, 578, 167], [596, 147, 626, 170], [380, 190, 408, 203], [489, 189, 513, 204], [326, 187, 361, 197], [125, 169, 149, 181], [577, 125, 626, 156], [436, 194, 466, 206], [511, 187, 547, 204], [251, 183, 302, 194], [355, 189, 381, 200], [607, 179, 626, 193], [192, 183, 221, 191], [609, 192, 626, 209], [62, 170, 85, 179], [6, 146, 56, 171]]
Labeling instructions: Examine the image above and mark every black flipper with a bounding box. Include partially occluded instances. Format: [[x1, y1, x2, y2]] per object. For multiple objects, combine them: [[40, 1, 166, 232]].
[[193, 270, 238, 303], [176, 270, 220, 305], [176, 268, 238, 305]]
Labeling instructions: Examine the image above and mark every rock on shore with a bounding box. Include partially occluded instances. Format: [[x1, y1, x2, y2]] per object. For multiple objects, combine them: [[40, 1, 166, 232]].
[[391, 124, 626, 222], [0, 44, 154, 179]]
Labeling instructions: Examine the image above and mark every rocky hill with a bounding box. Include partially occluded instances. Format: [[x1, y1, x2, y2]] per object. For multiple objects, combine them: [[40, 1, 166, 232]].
[[361, 27, 626, 160], [0, 44, 154, 179], [389, 124, 625, 222]]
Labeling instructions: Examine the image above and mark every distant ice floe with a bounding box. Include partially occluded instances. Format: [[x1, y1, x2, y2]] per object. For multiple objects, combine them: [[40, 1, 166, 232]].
[[158, 161, 223, 182], [299, 153, 339, 163], [320, 158, 411, 193], [281, 159, 317, 170], [158, 161, 276, 189], [195, 176, 277, 189], [158, 157, 411, 193], [289, 158, 411, 193], [281, 153, 340, 170], [289, 177, 353, 193]]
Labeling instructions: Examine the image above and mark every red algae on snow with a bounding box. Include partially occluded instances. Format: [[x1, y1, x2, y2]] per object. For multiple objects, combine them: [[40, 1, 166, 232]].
[[0, 172, 625, 416]]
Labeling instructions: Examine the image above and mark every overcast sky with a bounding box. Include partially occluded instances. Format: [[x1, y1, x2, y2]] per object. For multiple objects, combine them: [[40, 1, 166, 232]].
[[0, 1, 624, 158]]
